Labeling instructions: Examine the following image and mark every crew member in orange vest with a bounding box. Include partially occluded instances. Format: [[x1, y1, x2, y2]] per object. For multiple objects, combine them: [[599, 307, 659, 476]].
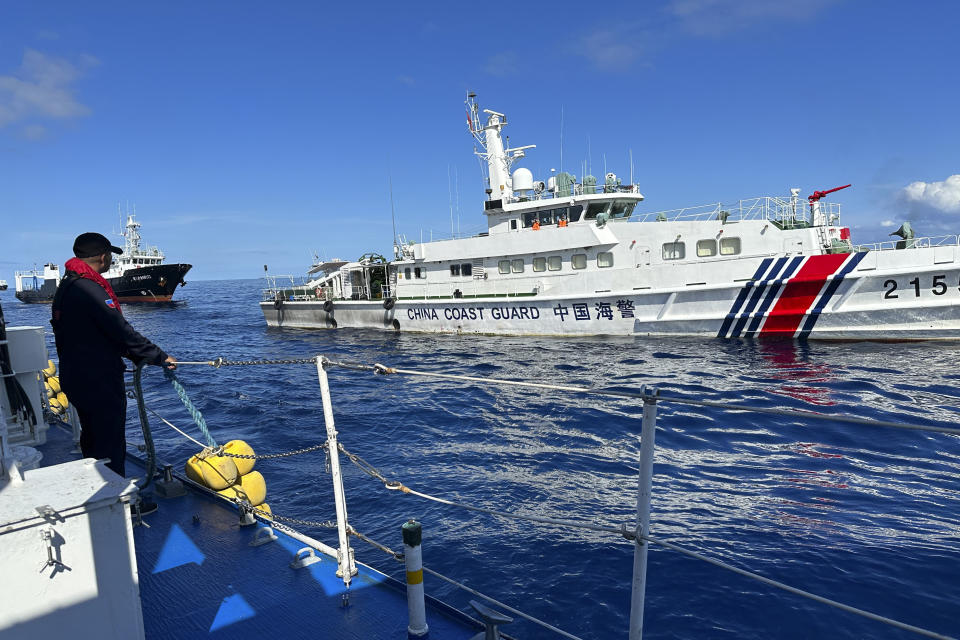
[[532, 219, 541, 230]]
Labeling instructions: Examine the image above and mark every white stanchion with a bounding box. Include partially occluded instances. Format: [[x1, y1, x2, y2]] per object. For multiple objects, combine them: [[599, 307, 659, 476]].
[[629, 388, 658, 640], [315, 355, 357, 585], [403, 520, 429, 636]]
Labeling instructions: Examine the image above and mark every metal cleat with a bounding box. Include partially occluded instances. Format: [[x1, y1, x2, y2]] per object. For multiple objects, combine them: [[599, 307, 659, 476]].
[[290, 547, 320, 569], [238, 504, 257, 527], [469, 600, 513, 640], [154, 465, 186, 499], [249, 526, 278, 547]]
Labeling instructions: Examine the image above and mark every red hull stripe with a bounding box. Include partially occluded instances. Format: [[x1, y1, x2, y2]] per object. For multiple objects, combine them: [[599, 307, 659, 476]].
[[760, 254, 850, 336]]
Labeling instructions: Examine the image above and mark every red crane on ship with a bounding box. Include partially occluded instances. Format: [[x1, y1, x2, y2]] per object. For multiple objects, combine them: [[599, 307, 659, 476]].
[[808, 184, 851, 202]]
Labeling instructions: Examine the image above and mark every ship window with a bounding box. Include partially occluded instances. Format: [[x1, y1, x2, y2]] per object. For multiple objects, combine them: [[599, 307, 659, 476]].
[[598, 252, 614, 268], [572, 253, 587, 270], [522, 212, 538, 228], [567, 205, 583, 222], [533, 257, 546, 272], [547, 255, 562, 271], [404, 268, 412, 279], [610, 200, 636, 219], [461, 263, 472, 276], [450, 264, 461, 276], [498, 260, 511, 274], [662, 242, 685, 260], [511, 219, 518, 230], [415, 267, 426, 279], [720, 237, 741, 255], [697, 239, 717, 257], [584, 202, 609, 220], [511, 259, 524, 273]]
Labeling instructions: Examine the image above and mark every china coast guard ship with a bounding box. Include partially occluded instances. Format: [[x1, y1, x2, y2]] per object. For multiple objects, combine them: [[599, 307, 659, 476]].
[[262, 94, 960, 340]]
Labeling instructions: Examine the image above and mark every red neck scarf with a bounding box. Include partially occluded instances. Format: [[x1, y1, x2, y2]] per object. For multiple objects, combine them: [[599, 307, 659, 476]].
[[65, 257, 122, 314]]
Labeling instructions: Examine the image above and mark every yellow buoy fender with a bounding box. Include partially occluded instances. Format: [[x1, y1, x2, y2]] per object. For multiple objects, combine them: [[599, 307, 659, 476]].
[[256, 503, 272, 518], [221, 439, 256, 476], [47, 377, 61, 394], [46, 385, 55, 398], [56, 392, 69, 409], [185, 452, 239, 490], [48, 396, 62, 409], [43, 360, 57, 377], [217, 471, 267, 506]]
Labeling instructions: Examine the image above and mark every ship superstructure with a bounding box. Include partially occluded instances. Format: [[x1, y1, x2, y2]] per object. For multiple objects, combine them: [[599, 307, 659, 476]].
[[105, 212, 192, 303], [260, 95, 960, 340]]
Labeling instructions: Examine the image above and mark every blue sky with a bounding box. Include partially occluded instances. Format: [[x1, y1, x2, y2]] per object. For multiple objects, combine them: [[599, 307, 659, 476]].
[[1, 1, 958, 280]]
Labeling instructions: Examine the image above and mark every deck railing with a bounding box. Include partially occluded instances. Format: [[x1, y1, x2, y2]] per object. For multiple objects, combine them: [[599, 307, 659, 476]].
[[855, 234, 960, 252], [634, 195, 842, 226], [160, 356, 958, 640]]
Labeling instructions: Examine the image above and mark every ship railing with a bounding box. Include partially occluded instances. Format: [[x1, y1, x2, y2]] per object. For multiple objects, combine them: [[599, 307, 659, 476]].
[[487, 182, 643, 207], [854, 234, 960, 252], [634, 195, 841, 226], [161, 357, 959, 640]]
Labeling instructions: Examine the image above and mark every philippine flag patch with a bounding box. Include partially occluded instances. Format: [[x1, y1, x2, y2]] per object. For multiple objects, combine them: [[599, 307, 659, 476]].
[[105, 299, 117, 309]]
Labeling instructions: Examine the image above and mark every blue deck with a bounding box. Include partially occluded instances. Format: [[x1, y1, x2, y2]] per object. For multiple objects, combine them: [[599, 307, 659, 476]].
[[37, 423, 482, 639]]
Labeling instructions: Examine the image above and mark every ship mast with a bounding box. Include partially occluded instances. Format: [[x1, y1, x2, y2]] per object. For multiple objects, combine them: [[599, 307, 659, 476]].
[[466, 92, 534, 203], [125, 213, 142, 256]]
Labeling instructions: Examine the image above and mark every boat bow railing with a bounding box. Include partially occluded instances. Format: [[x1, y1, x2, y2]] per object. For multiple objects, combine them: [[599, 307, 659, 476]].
[[151, 356, 958, 640]]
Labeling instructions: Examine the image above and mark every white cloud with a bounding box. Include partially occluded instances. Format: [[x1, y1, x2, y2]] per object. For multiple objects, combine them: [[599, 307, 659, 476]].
[[0, 49, 97, 128], [880, 219, 896, 227], [574, 27, 646, 68], [572, 0, 838, 69], [900, 175, 960, 214], [666, 0, 840, 36], [482, 52, 520, 77]]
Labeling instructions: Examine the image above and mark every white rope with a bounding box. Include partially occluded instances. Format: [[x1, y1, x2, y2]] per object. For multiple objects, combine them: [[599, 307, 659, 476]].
[[360, 467, 955, 640], [402, 487, 619, 534], [368, 363, 960, 436], [643, 534, 956, 640], [421, 566, 585, 640], [142, 405, 209, 449]]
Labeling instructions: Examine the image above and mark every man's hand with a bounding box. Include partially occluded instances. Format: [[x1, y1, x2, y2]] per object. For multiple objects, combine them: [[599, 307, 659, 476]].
[[163, 356, 178, 370]]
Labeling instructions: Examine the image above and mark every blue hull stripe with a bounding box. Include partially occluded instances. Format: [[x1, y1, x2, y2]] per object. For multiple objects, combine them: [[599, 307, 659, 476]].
[[728, 258, 788, 338], [718, 258, 774, 338], [743, 256, 805, 337], [796, 251, 868, 340]]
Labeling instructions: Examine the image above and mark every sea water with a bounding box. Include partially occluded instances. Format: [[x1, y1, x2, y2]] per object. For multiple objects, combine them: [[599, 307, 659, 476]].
[[4, 280, 959, 639]]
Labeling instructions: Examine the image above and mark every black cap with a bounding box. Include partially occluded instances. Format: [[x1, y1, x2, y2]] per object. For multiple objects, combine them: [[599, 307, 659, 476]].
[[73, 232, 123, 258]]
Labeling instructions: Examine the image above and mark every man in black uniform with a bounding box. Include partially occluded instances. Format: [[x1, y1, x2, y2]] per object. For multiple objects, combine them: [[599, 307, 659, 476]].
[[51, 232, 177, 485]]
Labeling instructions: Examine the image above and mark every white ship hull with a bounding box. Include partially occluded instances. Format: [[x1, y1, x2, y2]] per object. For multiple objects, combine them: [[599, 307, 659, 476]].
[[260, 96, 959, 341], [261, 248, 960, 340]]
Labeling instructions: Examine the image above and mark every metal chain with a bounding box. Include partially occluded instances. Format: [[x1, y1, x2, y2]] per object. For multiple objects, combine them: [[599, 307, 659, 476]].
[[220, 442, 329, 460], [176, 357, 318, 367], [258, 509, 338, 529]]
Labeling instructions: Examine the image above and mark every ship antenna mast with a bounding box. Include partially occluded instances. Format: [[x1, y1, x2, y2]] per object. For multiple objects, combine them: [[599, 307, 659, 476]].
[[389, 174, 399, 259], [465, 91, 535, 203]]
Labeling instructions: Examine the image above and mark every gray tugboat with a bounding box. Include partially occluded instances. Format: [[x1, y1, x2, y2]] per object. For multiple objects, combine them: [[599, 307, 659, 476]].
[[14, 264, 60, 303]]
